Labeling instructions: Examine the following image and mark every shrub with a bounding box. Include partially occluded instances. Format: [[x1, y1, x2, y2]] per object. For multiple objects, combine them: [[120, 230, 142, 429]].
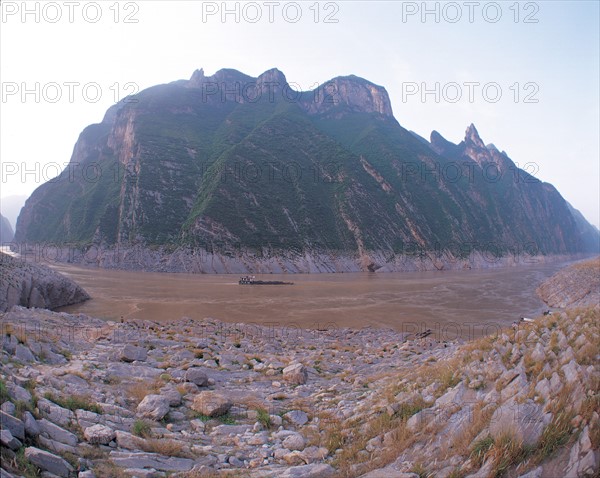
[[132, 419, 152, 438]]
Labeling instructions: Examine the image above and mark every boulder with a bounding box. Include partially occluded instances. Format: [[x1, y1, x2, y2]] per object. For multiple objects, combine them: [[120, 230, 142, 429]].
[[284, 410, 309, 427], [282, 432, 306, 451], [489, 401, 552, 447], [83, 424, 116, 444], [283, 363, 307, 385], [561, 360, 580, 384], [24, 447, 74, 478], [15, 344, 36, 362], [279, 464, 335, 477], [38, 418, 79, 446], [0, 411, 24, 440], [0, 429, 22, 450], [120, 344, 148, 362], [136, 395, 171, 421], [184, 368, 208, 387], [108, 451, 194, 472], [191, 392, 232, 418]]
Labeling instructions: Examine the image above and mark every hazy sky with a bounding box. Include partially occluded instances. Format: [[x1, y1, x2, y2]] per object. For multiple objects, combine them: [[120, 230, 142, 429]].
[[1, 1, 599, 228]]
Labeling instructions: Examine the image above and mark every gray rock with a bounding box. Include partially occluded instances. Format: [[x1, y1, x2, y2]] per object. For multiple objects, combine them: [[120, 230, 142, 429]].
[[534, 378, 550, 400], [0, 401, 17, 417], [530, 343, 545, 362], [7, 383, 32, 403], [24, 447, 74, 478], [435, 382, 466, 407], [1, 467, 17, 478], [0, 410, 25, 440], [360, 469, 418, 478], [500, 372, 528, 401], [37, 435, 78, 455], [108, 451, 194, 472], [122, 469, 162, 478], [282, 433, 306, 451], [279, 463, 335, 477], [517, 466, 543, 478], [15, 344, 36, 362], [283, 363, 307, 385], [228, 456, 244, 467], [136, 395, 170, 421], [38, 418, 78, 446], [489, 401, 552, 447], [78, 472, 96, 478], [115, 430, 147, 450], [0, 429, 22, 450], [284, 410, 309, 426], [106, 363, 162, 379], [365, 435, 382, 452], [406, 409, 432, 432], [184, 368, 208, 386], [210, 424, 252, 435], [561, 360, 580, 384], [191, 392, 232, 417], [120, 344, 147, 362], [37, 398, 74, 427], [465, 459, 494, 478], [0, 253, 90, 312], [160, 388, 182, 407], [83, 424, 115, 444], [1, 402, 16, 415]]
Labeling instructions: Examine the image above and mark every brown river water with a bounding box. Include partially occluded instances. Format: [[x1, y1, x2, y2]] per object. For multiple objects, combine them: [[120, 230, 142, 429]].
[[47, 259, 573, 340]]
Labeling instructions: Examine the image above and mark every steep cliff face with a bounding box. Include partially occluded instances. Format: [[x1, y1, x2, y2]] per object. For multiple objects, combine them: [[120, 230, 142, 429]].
[[13, 68, 600, 272]]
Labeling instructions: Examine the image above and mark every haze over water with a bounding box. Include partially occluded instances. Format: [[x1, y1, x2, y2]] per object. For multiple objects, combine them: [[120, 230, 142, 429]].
[[50, 260, 573, 340]]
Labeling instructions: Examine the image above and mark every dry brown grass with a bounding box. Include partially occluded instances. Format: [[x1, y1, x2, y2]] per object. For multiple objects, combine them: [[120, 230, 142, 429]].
[[126, 379, 163, 404], [140, 438, 192, 458], [91, 461, 131, 478], [447, 401, 496, 456]]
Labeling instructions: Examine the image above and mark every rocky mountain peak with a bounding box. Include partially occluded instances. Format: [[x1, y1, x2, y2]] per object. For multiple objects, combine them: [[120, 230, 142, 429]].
[[430, 130, 460, 156], [464, 123, 486, 149], [187, 68, 254, 89], [300, 75, 393, 118], [189, 68, 205, 84], [257, 68, 287, 87]]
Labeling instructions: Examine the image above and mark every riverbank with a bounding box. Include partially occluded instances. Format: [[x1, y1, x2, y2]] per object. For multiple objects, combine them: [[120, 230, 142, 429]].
[[7, 242, 591, 274], [0, 258, 597, 477], [0, 252, 90, 313]]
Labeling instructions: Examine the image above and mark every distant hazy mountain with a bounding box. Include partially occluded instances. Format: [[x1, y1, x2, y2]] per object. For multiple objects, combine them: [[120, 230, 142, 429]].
[[0, 194, 28, 231], [1, 214, 14, 243], [13, 68, 600, 272]]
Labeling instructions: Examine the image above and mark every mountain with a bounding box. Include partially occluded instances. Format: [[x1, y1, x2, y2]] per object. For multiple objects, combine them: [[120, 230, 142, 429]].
[[13, 68, 600, 272], [0, 194, 28, 231], [1, 214, 14, 243]]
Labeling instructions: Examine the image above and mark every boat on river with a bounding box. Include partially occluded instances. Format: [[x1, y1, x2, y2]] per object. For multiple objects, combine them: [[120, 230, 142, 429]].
[[238, 275, 294, 285]]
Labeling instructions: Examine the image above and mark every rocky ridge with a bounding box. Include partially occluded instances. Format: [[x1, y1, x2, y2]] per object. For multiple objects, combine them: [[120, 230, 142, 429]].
[[14, 68, 600, 272], [0, 304, 598, 476], [0, 252, 90, 312]]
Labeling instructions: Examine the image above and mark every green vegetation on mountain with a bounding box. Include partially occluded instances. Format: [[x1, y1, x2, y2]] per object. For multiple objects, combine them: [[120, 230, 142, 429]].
[[14, 68, 600, 267]]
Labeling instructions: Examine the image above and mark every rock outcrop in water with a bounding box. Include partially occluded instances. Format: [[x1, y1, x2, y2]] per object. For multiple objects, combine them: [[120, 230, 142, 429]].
[[0, 252, 90, 312], [0, 262, 598, 477], [13, 68, 599, 273]]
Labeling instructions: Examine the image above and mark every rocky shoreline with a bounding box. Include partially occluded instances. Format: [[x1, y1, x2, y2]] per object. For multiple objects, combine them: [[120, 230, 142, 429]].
[[537, 257, 600, 309], [6, 243, 590, 274], [0, 253, 90, 313], [0, 258, 598, 477]]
